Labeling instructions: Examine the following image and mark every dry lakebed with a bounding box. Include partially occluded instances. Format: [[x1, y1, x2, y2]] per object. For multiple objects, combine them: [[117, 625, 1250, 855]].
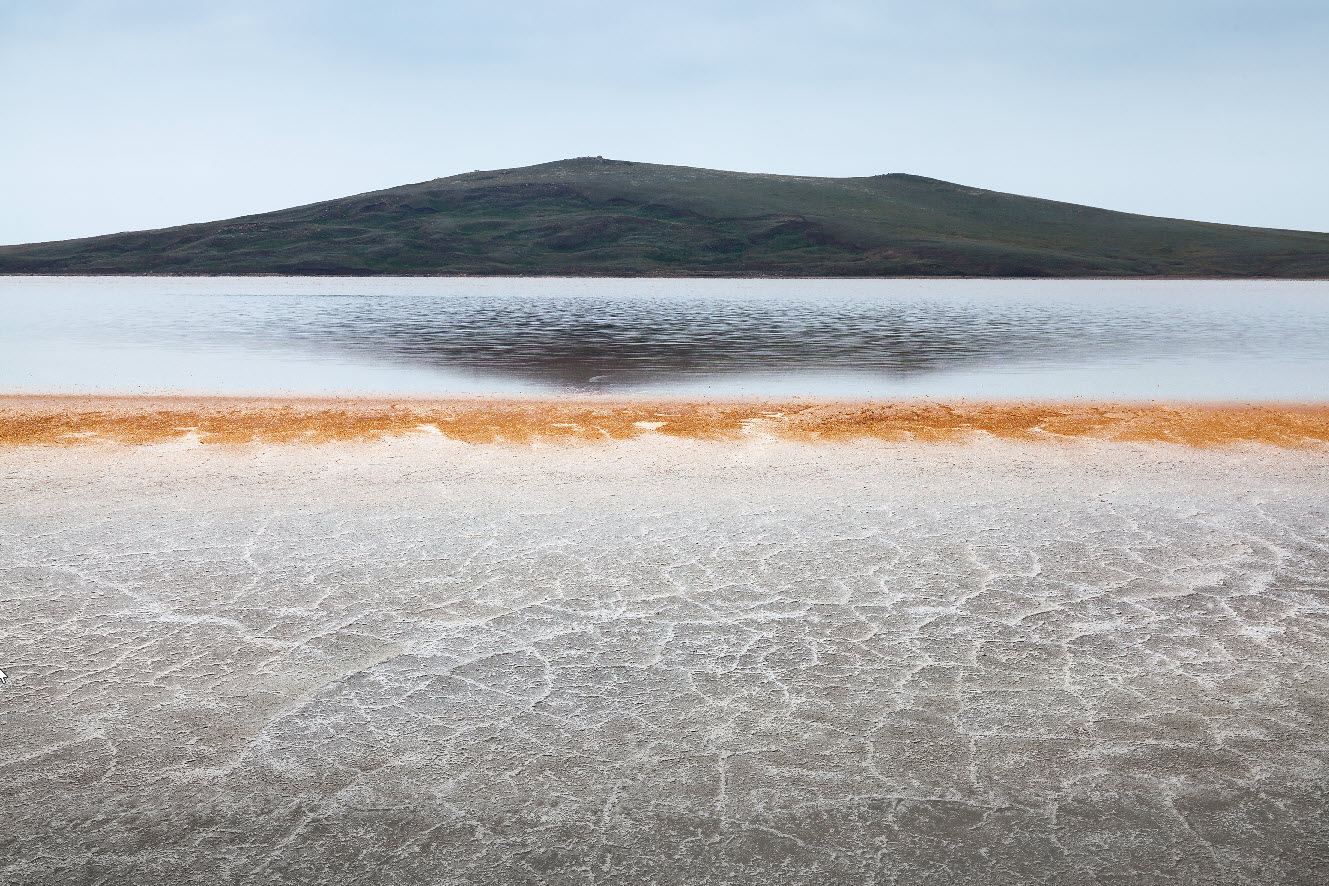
[[1, 397, 1327, 885]]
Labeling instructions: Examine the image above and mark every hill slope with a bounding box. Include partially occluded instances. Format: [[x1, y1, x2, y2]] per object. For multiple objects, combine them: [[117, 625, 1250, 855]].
[[3, 158, 1328, 277]]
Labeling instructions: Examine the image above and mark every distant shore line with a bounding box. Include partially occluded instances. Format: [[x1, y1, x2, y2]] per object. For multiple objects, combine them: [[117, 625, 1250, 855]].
[[3, 395, 1328, 448], [3, 272, 1328, 281]]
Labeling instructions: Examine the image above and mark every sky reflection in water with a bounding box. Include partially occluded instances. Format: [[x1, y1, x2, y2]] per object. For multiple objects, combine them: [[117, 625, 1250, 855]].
[[3, 277, 1328, 400]]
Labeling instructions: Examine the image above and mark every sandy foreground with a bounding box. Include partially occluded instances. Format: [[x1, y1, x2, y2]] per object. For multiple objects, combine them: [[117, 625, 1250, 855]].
[[2, 397, 1328, 885]]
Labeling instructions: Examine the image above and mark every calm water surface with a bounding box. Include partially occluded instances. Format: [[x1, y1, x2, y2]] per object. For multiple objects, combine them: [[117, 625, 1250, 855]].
[[3, 276, 1328, 399]]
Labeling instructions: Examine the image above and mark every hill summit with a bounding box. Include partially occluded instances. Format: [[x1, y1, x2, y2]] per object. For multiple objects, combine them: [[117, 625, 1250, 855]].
[[3, 158, 1327, 277]]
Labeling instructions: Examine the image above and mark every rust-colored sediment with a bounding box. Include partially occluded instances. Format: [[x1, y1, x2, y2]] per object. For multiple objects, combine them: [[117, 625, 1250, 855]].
[[2, 395, 1328, 448]]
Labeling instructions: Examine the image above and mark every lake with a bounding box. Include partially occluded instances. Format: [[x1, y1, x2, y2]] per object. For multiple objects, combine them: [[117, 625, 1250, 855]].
[[2, 276, 1328, 399]]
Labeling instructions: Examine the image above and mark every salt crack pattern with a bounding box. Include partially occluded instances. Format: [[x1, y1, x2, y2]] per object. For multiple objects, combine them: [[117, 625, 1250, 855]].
[[1, 442, 1327, 885]]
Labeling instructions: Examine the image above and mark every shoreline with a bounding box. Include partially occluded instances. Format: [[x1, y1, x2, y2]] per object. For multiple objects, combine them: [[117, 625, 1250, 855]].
[[4, 394, 1329, 447]]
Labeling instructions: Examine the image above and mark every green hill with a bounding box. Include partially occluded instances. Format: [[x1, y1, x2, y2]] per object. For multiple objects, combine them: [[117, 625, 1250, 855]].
[[3, 157, 1327, 277]]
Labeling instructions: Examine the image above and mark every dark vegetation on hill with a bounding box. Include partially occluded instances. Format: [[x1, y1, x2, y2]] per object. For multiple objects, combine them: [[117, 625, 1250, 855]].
[[3, 158, 1328, 277]]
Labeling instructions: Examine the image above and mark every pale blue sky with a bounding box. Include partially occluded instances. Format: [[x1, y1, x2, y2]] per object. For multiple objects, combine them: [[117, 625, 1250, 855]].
[[2, 0, 1326, 245]]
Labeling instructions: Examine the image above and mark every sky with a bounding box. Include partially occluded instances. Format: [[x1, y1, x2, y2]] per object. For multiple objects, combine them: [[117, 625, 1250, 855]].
[[2, 0, 1327, 245]]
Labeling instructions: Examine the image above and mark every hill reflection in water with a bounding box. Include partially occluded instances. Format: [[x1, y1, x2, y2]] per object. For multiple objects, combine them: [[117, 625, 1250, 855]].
[[4, 277, 1329, 398]]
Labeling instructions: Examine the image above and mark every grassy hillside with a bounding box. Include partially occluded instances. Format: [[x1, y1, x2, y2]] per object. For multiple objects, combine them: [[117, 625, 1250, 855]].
[[3, 158, 1328, 277]]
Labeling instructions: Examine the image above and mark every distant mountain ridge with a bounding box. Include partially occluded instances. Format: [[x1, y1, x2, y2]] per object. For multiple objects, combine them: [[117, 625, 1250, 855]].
[[3, 157, 1327, 277]]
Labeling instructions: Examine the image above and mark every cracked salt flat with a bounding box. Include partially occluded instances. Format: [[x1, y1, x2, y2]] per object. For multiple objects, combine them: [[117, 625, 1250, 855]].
[[1, 437, 1327, 885]]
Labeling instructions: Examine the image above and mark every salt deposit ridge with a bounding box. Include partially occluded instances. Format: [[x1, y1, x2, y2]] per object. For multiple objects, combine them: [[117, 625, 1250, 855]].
[[2, 434, 1327, 884]]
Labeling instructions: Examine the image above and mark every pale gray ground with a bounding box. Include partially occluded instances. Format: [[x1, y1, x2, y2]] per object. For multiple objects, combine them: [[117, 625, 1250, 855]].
[[1, 437, 1327, 885]]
